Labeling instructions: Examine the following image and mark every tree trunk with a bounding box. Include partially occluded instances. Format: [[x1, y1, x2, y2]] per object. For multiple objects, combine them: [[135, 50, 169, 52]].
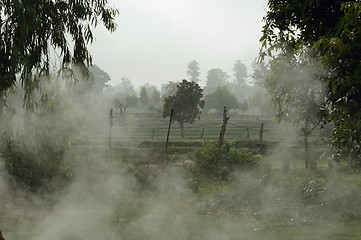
[[180, 122, 185, 138], [304, 135, 309, 169], [309, 144, 317, 170], [0, 87, 5, 118]]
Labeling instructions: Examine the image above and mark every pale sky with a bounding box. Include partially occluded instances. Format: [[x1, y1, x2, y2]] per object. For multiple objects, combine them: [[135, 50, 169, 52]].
[[88, 0, 268, 89]]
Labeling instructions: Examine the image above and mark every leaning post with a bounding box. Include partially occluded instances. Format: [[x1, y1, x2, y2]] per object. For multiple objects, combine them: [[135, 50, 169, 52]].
[[217, 107, 230, 149], [165, 109, 174, 152]]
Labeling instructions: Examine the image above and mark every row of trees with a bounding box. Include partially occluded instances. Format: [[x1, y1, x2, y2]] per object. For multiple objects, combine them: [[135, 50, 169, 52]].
[[186, 60, 250, 98], [104, 60, 272, 116]]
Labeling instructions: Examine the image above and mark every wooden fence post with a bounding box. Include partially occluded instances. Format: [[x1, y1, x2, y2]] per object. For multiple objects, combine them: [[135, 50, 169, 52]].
[[152, 128, 155, 141], [108, 108, 113, 149], [217, 107, 230, 149], [201, 128, 204, 138], [247, 127, 249, 139], [165, 109, 174, 152]]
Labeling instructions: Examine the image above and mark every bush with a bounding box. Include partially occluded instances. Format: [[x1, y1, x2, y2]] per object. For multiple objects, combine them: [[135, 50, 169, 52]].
[[0, 77, 80, 191], [193, 140, 262, 181]]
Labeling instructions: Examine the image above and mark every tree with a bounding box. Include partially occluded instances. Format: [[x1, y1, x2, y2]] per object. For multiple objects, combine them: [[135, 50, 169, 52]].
[[140, 83, 158, 97], [162, 80, 205, 138], [248, 89, 273, 117], [204, 85, 239, 115], [117, 77, 137, 96], [125, 95, 138, 108], [0, 0, 119, 116], [251, 61, 268, 86], [233, 60, 248, 87], [239, 99, 249, 112], [229, 60, 248, 100], [265, 52, 327, 170], [139, 86, 149, 107], [150, 89, 161, 107], [161, 81, 179, 99], [88, 65, 111, 94], [260, 1, 361, 168], [204, 68, 229, 95], [187, 60, 201, 83]]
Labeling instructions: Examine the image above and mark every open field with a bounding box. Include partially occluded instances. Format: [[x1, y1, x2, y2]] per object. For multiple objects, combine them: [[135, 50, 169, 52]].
[[82, 111, 327, 143]]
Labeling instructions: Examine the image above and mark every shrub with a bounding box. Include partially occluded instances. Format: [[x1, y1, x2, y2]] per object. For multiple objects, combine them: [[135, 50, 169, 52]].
[[0, 78, 80, 191], [193, 140, 262, 181]]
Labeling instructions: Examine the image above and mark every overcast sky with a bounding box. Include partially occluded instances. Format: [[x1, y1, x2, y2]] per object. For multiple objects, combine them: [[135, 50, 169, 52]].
[[88, 0, 268, 89]]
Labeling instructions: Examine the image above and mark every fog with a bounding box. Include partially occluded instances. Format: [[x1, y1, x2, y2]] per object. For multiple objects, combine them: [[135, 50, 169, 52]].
[[88, 0, 267, 88], [1, 1, 361, 240], [1, 74, 360, 240]]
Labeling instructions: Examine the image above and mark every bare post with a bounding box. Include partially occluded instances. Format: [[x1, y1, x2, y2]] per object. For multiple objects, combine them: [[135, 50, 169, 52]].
[[108, 108, 113, 149], [247, 127, 249, 139], [165, 109, 174, 152], [201, 128, 204, 138], [152, 128, 155, 141], [217, 107, 230, 149]]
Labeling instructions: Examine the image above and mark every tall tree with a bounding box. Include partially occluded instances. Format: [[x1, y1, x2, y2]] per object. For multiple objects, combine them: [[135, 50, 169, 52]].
[[261, 0, 361, 168], [187, 60, 201, 83], [0, 0, 119, 116], [150, 89, 161, 107], [162, 80, 205, 138], [229, 60, 248, 100], [139, 86, 149, 107], [117, 77, 136, 96], [233, 60, 248, 87], [204, 68, 229, 95]]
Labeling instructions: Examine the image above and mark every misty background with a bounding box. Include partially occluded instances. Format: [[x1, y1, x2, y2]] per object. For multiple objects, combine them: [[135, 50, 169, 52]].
[[88, 0, 267, 88]]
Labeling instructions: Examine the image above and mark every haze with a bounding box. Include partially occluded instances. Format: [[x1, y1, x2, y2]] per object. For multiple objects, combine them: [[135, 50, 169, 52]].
[[89, 0, 267, 88]]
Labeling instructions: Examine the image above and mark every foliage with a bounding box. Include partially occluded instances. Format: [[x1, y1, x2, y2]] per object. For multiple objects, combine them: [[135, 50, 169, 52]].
[[233, 60, 248, 86], [139, 86, 149, 107], [0, 0, 119, 114], [150, 89, 162, 107], [204, 68, 229, 95], [251, 61, 268, 86], [204, 85, 239, 114], [248, 89, 273, 116], [0, 78, 80, 191], [194, 140, 262, 181], [162, 80, 205, 138], [115, 77, 137, 96], [161, 81, 179, 99], [187, 60, 201, 83], [265, 52, 327, 128], [261, 0, 361, 168], [239, 99, 249, 112], [88, 64, 111, 94], [125, 95, 138, 108], [249, 62, 274, 116]]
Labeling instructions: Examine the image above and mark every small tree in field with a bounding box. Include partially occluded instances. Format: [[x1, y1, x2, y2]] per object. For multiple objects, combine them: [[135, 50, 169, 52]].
[[162, 80, 205, 138]]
